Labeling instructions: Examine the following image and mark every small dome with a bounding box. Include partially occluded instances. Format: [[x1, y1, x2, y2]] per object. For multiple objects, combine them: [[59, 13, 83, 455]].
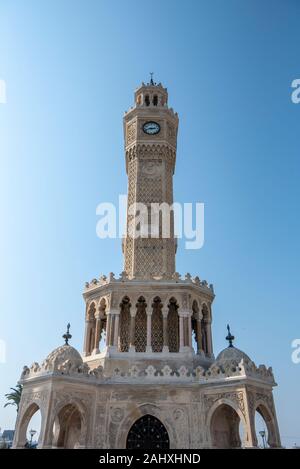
[[215, 346, 252, 365], [44, 344, 83, 371]]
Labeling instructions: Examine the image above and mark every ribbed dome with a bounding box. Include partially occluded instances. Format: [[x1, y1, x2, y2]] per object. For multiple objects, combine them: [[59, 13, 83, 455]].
[[215, 346, 252, 365], [44, 344, 83, 371]]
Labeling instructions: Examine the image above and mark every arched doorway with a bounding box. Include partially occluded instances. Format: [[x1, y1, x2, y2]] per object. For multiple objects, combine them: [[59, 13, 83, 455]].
[[52, 403, 83, 449], [210, 404, 242, 448], [126, 414, 170, 449]]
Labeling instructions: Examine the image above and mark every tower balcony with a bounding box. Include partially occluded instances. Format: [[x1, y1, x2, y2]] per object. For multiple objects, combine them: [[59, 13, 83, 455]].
[[82, 272, 215, 373]]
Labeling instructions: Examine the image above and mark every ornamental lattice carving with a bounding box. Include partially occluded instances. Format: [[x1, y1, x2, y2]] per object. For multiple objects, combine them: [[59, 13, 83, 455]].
[[119, 302, 130, 352], [135, 307, 147, 352], [126, 121, 137, 145], [168, 303, 179, 352], [151, 306, 163, 352], [124, 143, 176, 278]]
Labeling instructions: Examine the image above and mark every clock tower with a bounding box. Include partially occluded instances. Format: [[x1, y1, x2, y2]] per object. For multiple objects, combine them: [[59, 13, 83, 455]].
[[13, 79, 281, 450], [123, 78, 178, 278]]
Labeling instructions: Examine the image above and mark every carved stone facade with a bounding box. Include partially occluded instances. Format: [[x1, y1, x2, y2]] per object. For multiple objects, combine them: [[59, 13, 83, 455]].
[[13, 80, 281, 449], [123, 82, 178, 279]]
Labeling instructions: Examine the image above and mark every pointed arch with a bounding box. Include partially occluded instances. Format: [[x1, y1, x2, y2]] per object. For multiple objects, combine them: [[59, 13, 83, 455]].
[[191, 300, 200, 353], [135, 296, 147, 352], [255, 401, 280, 448], [126, 414, 169, 449], [119, 296, 131, 352], [52, 400, 87, 449], [14, 402, 43, 448], [116, 403, 177, 449], [151, 296, 163, 352], [209, 402, 243, 448], [167, 297, 179, 352]]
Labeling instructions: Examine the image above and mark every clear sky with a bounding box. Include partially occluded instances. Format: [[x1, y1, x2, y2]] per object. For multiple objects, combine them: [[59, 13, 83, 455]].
[[0, 0, 299, 448]]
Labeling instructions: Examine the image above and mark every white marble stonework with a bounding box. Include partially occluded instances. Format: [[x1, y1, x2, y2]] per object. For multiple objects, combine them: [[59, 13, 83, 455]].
[[13, 80, 281, 449]]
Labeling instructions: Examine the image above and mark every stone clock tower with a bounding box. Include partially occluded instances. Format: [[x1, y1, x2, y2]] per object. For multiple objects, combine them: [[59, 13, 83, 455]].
[[13, 79, 281, 449], [123, 79, 178, 278]]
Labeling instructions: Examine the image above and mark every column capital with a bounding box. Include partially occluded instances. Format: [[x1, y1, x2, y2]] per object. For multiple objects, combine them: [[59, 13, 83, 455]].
[[107, 309, 120, 316], [179, 310, 192, 318]]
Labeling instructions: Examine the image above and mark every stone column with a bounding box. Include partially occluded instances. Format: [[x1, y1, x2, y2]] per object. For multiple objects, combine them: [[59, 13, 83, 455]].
[[83, 320, 91, 356], [93, 315, 102, 354], [129, 312, 136, 352], [179, 314, 184, 352], [206, 321, 213, 357], [187, 313, 192, 348], [113, 313, 120, 348], [106, 312, 113, 347], [243, 391, 258, 448], [162, 308, 169, 353], [146, 310, 152, 353], [196, 319, 202, 354], [183, 317, 187, 346]]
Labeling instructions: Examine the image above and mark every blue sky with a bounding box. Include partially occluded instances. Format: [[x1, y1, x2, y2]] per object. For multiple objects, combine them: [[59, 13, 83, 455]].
[[0, 0, 299, 447]]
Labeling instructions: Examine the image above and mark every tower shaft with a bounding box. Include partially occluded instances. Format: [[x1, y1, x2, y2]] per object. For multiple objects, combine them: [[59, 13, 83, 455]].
[[123, 81, 179, 278]]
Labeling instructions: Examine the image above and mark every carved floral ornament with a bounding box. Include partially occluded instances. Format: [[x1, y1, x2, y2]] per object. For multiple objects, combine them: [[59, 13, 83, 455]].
[[84, 271, 214, 292], [20, 354, 275, 385], [204, 391, 246, 419]]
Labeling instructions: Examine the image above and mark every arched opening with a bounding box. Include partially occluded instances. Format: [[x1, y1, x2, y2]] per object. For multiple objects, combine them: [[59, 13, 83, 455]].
[[53, 404, 83, 449], [18, 403, 42, 448], [255, 408, 268, 448], [191, 300, 200, 353], [210, 404, 242, 448], [153, 95, 158, 106], [135, 297, 147, 352], [201, 304, 209, 355], [126, 414, 170, 449], [151, 297, 163, 352], [87, 302, 96, 355], [255, 404, 276, 448], [145, 95, 150, 106], [98, 298, 107, 351], [167, 298, 179, 352], [119, 296, 131, 352]]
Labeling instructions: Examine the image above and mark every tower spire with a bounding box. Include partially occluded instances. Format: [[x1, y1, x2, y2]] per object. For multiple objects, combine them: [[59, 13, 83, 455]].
[[63, 323, 72, 345], [226, 324, 235, 348]]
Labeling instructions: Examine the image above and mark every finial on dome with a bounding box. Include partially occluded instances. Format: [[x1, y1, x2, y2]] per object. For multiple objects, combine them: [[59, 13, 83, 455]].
[[150, 72, 155, 85], [226, 324, 235, 348], [62, 323, 72, 345]]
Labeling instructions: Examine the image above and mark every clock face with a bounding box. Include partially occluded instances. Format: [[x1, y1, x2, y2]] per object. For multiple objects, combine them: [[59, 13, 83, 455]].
[[143, 121, 160, 135]]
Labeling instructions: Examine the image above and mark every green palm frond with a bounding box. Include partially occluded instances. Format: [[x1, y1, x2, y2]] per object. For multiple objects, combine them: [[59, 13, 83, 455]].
[[4, 384, 23, 412]]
